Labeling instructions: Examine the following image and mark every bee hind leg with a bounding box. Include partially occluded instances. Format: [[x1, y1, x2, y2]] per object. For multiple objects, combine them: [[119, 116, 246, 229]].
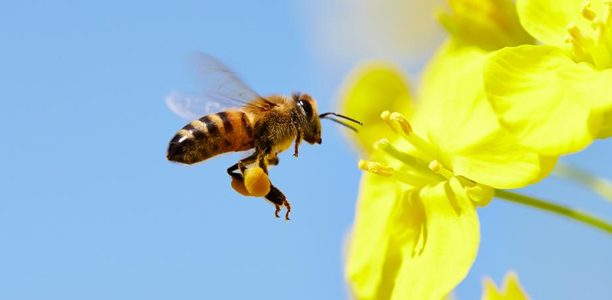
[[237, 152, 259, 174], [229, 155, 290, 220], [266, 185, 291, 220], [227, 163, 242, 180]]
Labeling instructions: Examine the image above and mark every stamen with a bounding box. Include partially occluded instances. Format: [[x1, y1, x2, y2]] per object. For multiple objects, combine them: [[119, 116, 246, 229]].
[[428, 160, 454, 179], [567, 23, 590, 45], [594, 21, 612, 67], [389, 112, 413, 136], [383, 112, 437, 160], [566, 4, 612, 69], [373, 138, 432, 174], [359, 159, 439, 186], [567, 23, 600, 66], [380, 111, 396, 133], [566, 36, 591, 62], [582, 3, 597, 21], [358, 160, 394, 177]]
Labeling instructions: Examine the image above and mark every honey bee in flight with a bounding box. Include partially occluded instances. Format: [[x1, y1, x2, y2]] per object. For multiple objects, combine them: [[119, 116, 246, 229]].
[[166, 54, 361, 220]]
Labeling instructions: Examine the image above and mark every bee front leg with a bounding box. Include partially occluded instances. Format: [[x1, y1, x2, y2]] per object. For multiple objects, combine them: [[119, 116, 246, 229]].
[[293, 130, 302, 157], [265, 185, 291, 220]]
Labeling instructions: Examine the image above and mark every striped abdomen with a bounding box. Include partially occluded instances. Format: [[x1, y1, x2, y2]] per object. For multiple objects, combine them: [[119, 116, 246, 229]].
[[167, 110, 255, 164]]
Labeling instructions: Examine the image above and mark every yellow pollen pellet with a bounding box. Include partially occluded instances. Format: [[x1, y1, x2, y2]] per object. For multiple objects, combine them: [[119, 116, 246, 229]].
[[231, 177, 251, 196], [244, 167, 271, 197]]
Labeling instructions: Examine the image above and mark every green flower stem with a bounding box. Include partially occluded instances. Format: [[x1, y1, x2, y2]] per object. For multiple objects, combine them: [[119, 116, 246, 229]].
[[495, 190, 612, 234]]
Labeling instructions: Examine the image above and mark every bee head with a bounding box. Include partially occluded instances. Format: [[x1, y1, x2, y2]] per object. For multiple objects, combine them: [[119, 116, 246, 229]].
[[294, 92, 322, 144]]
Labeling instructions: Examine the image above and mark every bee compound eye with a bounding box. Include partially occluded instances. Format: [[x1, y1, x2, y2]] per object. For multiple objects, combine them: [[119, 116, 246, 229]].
[[299, 100, 313, 119]]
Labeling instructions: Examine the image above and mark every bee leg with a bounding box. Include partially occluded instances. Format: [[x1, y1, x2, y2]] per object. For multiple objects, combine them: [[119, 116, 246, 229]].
[[266, 185, 291, 220], [227, 163, 243, 180], [268, 155, 279, 166], [237, 152, 259, 174], [293, 130, 302, 157], [258, 154, 269, 174]]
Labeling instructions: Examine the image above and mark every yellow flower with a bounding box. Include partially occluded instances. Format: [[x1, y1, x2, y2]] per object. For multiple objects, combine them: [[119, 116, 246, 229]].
[[481, 272, 530, 300], [484, 0, 612, 155], [343, 42, 554, 300]]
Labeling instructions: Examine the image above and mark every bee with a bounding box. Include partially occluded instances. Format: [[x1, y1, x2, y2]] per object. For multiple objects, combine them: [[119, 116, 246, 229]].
[[166, 54, 361, 220]]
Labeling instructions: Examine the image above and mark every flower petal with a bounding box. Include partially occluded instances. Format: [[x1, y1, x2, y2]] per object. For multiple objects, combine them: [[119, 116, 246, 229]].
[[481, 272, 530, 300], [484, 45, 611, 155], [439, 0, 534, 50], [390, 178, 480, 300], [452, 132, 557, 189], [592, 72, 612, 138], [340, 63, 413, 154], [346, 173, 407, 299], [417, 42, 553, 188], [415, 42, 497, 152], [598, 109, 612, 138], [516, 0, 581, 47]]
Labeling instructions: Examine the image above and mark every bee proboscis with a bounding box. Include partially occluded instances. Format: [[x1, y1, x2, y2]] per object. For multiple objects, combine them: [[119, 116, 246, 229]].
[[166, 54, 361, 220]]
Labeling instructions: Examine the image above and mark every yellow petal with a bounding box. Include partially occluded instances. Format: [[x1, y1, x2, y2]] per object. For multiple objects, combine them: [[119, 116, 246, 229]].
[[598, 109, 612, 138], [417, 42, 553, 188], [339, 62, 413, 154], [452, 132, 557, 189], [390, 178, 480, 300], [439, 0, 533, 50], [481, 271, 530, 300], [484, 45, 611, 155], [346, 173, 406, 299], [516, 0, 581, 48], [416, 42, 496, 152]]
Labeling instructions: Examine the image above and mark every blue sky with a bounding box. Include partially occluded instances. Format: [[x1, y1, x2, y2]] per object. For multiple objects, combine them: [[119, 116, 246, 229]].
[[1, 1, 610, 299]]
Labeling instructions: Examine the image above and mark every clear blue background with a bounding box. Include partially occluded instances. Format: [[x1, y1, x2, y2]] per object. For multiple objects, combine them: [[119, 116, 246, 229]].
[[1, 1, 610, 299]]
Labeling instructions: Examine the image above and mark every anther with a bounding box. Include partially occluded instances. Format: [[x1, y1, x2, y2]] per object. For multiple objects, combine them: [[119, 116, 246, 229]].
[[358, 160, 394, 177], [567, 23, 588, 44], [380, 111, 396, 133], [582, 3, 597, 21], [389, 112, 413, 136], [566, 36, 590, 62], [428, 160, 454, 179]]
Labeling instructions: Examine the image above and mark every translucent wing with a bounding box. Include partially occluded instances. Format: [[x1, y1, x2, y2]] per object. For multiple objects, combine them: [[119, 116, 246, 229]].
[[166, 53, 273, 120], [165, 91, 223, 120]]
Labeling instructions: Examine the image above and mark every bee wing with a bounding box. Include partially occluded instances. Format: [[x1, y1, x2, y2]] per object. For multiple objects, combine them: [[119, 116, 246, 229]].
[[165, 91, 225, 120], [166, 53, 275, 120]]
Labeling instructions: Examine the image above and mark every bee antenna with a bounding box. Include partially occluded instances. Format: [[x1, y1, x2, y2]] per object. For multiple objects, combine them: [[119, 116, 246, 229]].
[[319, 112, 363, 125], [319, 112, 363, 132]]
